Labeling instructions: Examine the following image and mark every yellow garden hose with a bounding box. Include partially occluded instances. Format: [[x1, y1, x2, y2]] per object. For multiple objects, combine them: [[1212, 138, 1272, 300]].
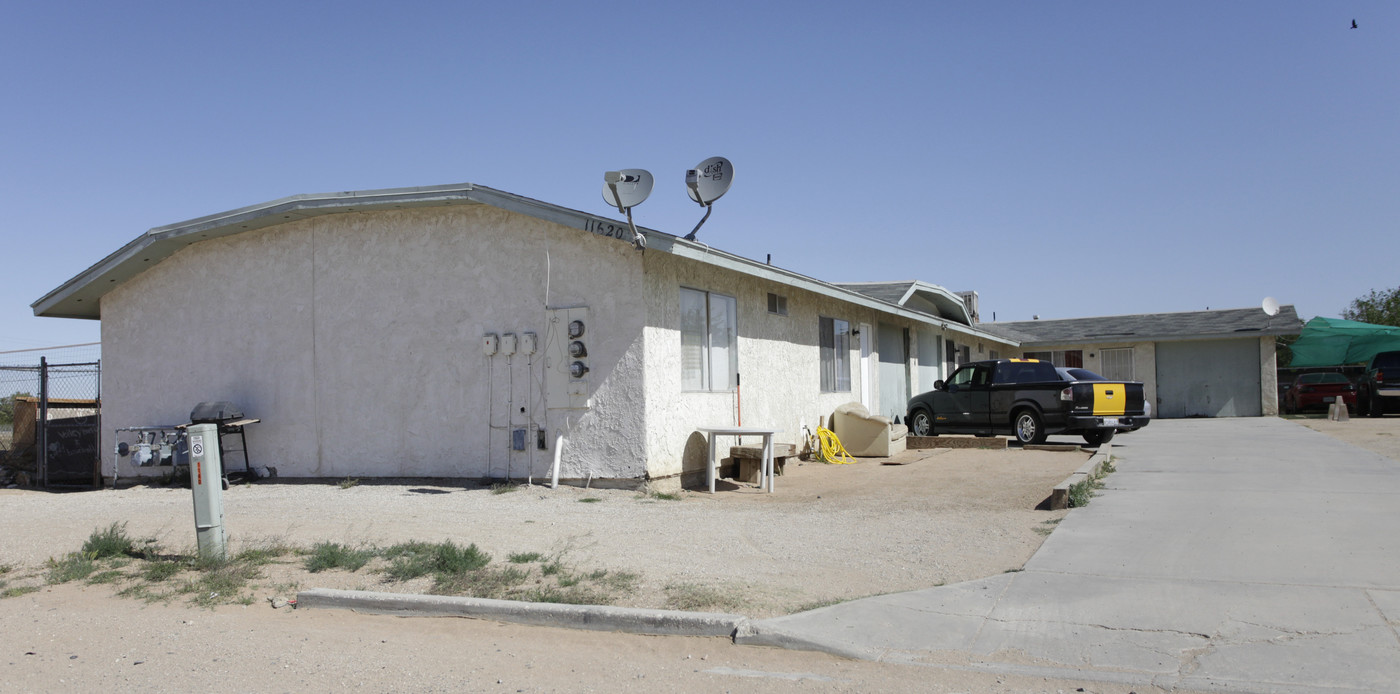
[[812, 427, 856, 464]]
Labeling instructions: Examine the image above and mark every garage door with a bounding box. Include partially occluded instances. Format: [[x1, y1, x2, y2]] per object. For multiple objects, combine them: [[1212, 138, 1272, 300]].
[[1155, 340, 1261, 418]]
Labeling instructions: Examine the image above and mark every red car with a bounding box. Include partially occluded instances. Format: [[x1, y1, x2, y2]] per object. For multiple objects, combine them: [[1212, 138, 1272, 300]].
[[1283, 372, 1356, 414]]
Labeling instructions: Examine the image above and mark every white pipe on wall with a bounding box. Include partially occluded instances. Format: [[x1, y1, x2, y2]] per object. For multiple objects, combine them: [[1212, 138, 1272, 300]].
[[551, 433, 564, 489]]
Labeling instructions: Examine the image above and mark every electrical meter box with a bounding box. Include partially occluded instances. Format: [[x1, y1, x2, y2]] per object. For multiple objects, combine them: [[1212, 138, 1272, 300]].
[[546, 307, 590, 410], [187, 423, 226, 561]]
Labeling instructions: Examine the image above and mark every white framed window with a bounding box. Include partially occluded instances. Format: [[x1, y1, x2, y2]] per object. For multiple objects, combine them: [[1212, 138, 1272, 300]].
[[681, 287, 738, 392], [1100, 348, 1135, 381], [819, 316, 851, 392]]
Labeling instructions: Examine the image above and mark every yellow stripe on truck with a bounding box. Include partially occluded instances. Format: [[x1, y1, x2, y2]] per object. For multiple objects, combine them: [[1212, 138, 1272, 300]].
[[1093, 383, 1127, 416]]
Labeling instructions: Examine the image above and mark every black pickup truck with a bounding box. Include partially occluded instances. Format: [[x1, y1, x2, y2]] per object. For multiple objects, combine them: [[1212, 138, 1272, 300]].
[[1358, 350, 1400, 417], [906, 358, 1150, 445]]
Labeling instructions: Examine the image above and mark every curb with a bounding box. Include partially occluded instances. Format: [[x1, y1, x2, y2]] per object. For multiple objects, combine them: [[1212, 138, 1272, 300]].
[[1048, 442, 1113, 510], [295, 588, 748, 637]]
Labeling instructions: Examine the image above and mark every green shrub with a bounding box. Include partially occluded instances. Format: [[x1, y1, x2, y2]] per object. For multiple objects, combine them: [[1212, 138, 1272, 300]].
[[83, 523, 136, 559], [304, 542, 374, 573], [46, 553, 97, 584], [382, 541, 490, 581]]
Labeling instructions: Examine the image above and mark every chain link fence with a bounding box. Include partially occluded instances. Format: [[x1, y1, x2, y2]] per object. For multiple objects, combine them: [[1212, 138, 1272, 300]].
[[1, 343, 102, 488]]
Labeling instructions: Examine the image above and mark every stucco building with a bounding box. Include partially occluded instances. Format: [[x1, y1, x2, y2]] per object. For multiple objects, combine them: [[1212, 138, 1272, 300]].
[[982, 308, 1303, 418], [34, 183, 1010, 486]]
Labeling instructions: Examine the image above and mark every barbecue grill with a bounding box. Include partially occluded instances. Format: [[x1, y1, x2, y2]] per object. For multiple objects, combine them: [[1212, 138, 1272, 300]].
[[185, 401, 260, 482]]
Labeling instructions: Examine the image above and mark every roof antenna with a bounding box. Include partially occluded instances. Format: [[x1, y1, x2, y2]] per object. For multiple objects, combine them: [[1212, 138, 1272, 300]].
[[682, 156, 733, 241], [602, 169, 653, 250]]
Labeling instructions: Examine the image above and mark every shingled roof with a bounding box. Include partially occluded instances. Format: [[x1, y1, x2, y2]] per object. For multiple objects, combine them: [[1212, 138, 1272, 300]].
[[833, 281, 975, 326], [981, 306, 1304, 346]]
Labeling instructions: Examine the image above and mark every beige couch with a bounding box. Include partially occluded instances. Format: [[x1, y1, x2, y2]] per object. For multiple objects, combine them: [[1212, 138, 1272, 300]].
[[831, 402, 908, 457]]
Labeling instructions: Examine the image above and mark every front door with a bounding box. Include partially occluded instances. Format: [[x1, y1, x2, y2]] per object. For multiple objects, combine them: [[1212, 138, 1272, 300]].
[[878, 323, 909, 420]]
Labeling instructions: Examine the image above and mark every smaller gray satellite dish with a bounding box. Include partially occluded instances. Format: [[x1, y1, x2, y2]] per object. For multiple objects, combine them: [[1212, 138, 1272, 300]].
[[1262, 297, 1280, 317], [685, 156, 733, 206], [602, 169, 653, 211]]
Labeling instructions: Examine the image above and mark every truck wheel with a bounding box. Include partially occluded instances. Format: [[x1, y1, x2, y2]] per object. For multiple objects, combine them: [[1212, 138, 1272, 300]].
[[909, 409, 934, 436], [1013, 410, 1047, 445], [1369, 393, 1385, 418], [1083, 429, 1115, 446]]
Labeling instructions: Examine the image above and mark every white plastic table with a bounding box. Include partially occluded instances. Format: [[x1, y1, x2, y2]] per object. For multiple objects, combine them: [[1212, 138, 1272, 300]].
[[696, 426, 779, 493]]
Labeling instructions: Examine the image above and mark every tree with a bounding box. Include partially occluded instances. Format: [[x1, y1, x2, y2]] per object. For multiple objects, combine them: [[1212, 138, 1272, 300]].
[[1343, 287, 1400, 327], [0, 392, 33, 427]]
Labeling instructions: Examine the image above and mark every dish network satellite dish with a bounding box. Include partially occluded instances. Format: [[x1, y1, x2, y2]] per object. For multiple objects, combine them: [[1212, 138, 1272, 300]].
[[683, 156, 733, 241], [1262, 297, 1280, 317], [602, 169, 653, 249]]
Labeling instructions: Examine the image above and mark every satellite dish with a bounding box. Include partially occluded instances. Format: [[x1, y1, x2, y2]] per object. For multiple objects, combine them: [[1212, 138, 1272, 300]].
[[1262, 297, 1280, 317], [602, 169, 653, 211], [601, 169, 653, 250], [685, 156, 732, 206], [682, 157, 733, 241]]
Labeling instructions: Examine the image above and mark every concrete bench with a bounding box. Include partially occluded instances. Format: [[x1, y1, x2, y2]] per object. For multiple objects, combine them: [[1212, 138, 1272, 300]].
[[730, 443, 796, 483]]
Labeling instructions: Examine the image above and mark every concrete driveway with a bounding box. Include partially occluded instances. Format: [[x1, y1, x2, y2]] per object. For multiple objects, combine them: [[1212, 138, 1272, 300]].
[[740, 418, 1400, 693]]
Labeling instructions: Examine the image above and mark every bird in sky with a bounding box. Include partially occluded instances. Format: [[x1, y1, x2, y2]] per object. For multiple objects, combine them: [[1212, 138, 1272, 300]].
[[1351, 19, 1358, 29]]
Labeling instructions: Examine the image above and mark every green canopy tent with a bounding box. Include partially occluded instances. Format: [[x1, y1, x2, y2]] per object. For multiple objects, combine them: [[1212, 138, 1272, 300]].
[[1287, 317, 1400, 367]]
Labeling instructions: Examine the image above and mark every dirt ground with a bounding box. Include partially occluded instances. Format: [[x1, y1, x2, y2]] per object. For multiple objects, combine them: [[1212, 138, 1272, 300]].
[[1289, 413, 1400, 461], [4, 421, 1384, 692], [1, 445, 1126, 692], [0, 447, 1086, 618]]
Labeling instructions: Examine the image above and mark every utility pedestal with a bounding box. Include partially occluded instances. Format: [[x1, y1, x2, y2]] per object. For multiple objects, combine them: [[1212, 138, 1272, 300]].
[[188, 423, 226, 561]]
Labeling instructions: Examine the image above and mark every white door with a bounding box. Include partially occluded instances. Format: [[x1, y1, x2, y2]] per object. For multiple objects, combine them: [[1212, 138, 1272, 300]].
[[859, 322, 873, 410]]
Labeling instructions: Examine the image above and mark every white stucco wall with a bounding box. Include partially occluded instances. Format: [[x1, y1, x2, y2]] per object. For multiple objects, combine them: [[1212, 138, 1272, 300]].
[[1259, 335, 1279, 416], [101, 205, 648, 481], [639, 254, 870, 481], [636, 253, 1009, 482], [99, 201, 1016, 486]]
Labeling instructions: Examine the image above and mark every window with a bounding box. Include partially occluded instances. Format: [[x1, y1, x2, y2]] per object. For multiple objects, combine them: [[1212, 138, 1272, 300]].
[[680, 288, 737, 391], [993, 360, 1059, 384], [1099, 348, 1135, 381], [767, 292, 788, 316], [948, 363, 991, 388], [1025, 350, 1083, 368], [819, 316, 851, 392]]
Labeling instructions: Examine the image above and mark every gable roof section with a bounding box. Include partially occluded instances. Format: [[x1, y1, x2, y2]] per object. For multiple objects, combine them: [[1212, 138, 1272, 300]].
[[981, 306, 1304, 346], [834, 281, 973, 326], [31, 183, 1010, 344]]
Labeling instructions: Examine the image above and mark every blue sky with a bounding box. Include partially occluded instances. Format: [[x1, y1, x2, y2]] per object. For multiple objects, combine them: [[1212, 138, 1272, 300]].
[[3, 1, 1396, 354]]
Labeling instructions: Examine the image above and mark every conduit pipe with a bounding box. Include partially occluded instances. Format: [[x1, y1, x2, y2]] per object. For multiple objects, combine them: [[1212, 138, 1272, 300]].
[[551, 433, 564, 489]]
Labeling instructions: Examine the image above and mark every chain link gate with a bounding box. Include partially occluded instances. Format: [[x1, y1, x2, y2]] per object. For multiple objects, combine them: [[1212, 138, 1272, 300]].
[[0, 357, 101, 488]]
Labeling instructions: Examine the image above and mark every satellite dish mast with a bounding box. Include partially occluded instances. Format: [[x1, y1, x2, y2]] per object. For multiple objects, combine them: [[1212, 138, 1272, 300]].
[[602, 169, 653, 249], [682, 156, 733, 241]]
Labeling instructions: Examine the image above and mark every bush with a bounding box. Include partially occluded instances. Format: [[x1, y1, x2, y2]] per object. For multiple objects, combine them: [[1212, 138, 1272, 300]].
[[83, 523, 136, 559], [305, 542, 374, 573], [382, 541, 490, 581]]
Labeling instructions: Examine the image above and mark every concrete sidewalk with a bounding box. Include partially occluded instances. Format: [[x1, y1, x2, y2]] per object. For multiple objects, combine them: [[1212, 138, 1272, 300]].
[[740, 418, 1400, 693]]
